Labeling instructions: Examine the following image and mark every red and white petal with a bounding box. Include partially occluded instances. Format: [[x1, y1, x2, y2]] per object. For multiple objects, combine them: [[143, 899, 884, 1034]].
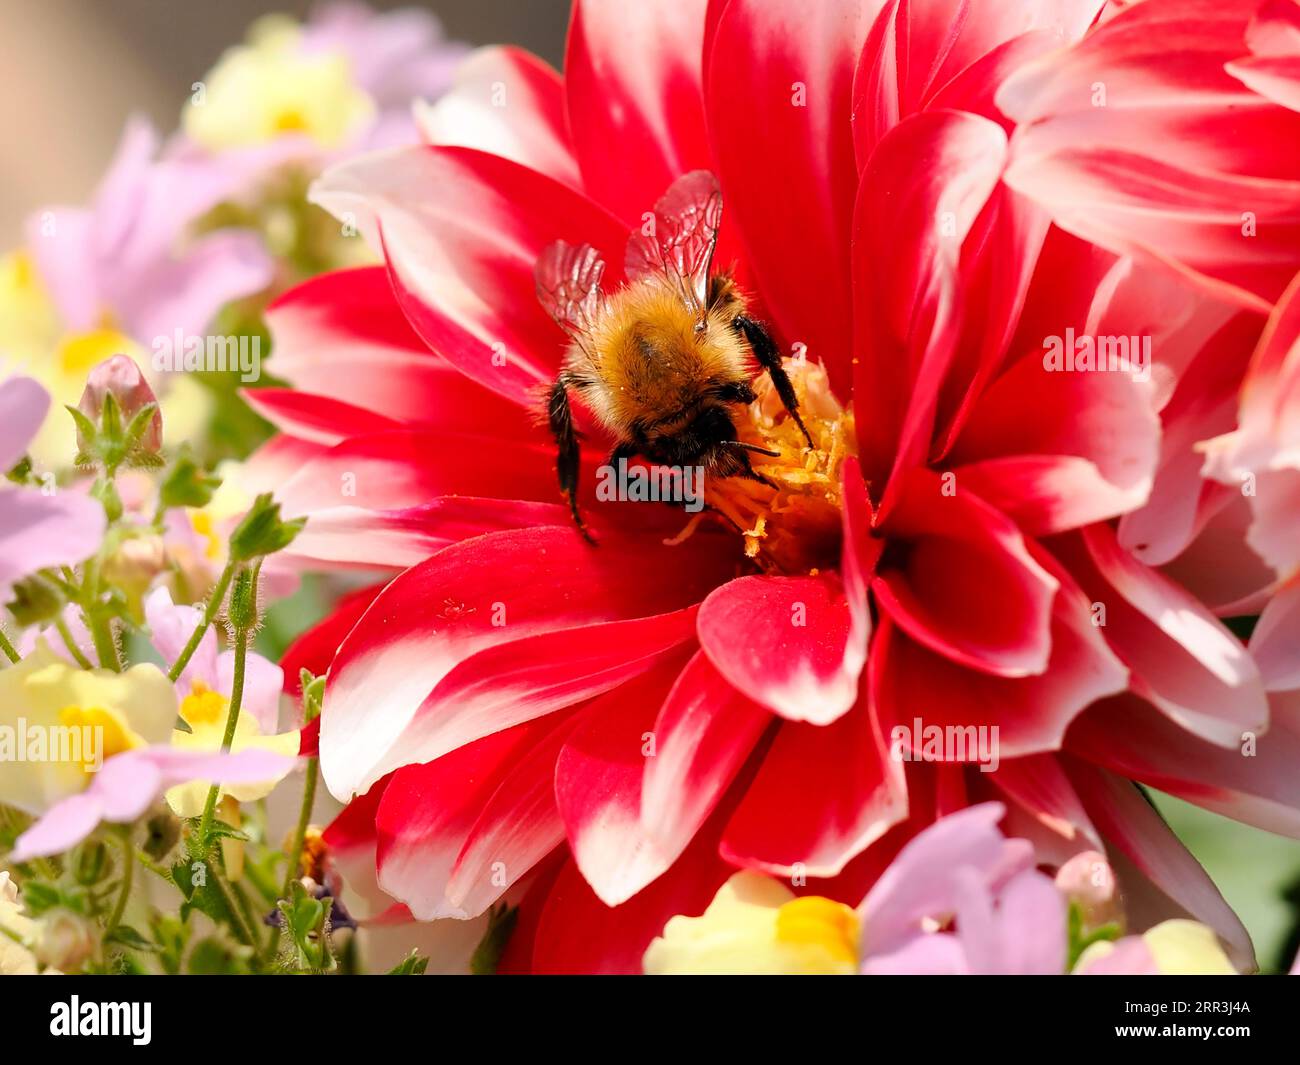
[[310, 146, 627, 407], [640, 651, 772, 855], [375, 723, 548, 919], [416, 46, 581, 190], [873, 470, 1059, 677], [707, 0, 875, 395], [319, 526, 736, 799], [1060, 524, 1269, 746], [566, 0, 713, 225], [697, 572, 861, 724], [872, 564, 1128, 760], [999, 0, 1300, 312], [1068, 694, 1300, 838], [720, 703, 907, 878], [852, 110, 1008, 490]]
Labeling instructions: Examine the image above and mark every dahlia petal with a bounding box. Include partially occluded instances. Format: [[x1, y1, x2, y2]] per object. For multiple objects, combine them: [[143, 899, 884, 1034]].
[[988, 753, 1102, 850], [720, 703, 906, 878], [873, 470, 1059, 677], [566, 0, 712, 224], [321, 778, 392, 921], [1251, 576, 1300, 691], [1062, 524, 1269, 746], [273, 431, 558, 519], [319, 526, 736, 799], [266, 266, 529, 433], [852, 110, 1008, 490], [556, 661, 702, 906], [446, 711, 583, 916], [707, 0, 875, 394], [375, 723, 548, 920], [948, 326, 1160, 536], [531, 812, 739, 974], [1068, 694, 1300, 838], [415, 46, 581, 189], [309, 146, 627, 407], [1065, 757, 1254, 972], [999, 0, 1300, 311], [872, 559, 1127, 760], [696, 572, 860, 724], [408, 608, 700, 780], [640, 651, 772, 859], [851, 0, 1105, 159], [280, 584, 385, 697], [241, 389, 404, 447]]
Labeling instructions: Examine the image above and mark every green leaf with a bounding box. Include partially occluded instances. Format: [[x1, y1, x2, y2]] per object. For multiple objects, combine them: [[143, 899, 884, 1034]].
[[471, 903, 519, 975], [229, 492, 306, 561], [387, 949, 429, 976], [106, 925, 157, 952], [159, 447, 223, 510]]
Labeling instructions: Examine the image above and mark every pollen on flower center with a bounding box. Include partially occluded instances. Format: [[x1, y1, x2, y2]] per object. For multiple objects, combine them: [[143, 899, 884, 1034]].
[[704, 357, 853, 574], [57, 705, 140, 772], [179, 681, 227, 727]]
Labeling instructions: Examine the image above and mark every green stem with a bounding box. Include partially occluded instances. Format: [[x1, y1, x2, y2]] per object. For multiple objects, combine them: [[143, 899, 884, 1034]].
[[196, 632, 247, 846], [104, 829, 134, 935], [269, 693, 321, 955], [54, 617, 93, 670], [210, 860, 260, 961], [167, 560, 235, 683], [0, 628, 18, 664]]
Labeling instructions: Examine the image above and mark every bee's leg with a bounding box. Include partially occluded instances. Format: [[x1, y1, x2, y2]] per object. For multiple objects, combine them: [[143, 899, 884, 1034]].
[[547, 377, 595, 545], [733, 315, 815, 450]]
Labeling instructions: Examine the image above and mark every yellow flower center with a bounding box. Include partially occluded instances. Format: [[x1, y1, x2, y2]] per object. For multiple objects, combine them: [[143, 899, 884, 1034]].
[[703, 357, 854, 574], [56, 324, 133, 378], [775, 895, 861, 969], [179, 681, 228, 728], [56, 704, 141, 773]]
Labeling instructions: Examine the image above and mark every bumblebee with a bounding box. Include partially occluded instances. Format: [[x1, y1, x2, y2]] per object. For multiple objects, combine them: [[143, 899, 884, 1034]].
[[535, 170, 812, 540]]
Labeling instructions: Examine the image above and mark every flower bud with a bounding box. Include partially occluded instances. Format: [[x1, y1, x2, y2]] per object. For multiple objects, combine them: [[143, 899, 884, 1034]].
[[77, 354, 162, 454], [33, 909, 99, 971], [1055, 850, 1121, 932]]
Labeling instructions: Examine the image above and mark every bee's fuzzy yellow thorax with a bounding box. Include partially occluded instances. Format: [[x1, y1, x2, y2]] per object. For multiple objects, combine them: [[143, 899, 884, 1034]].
[[703, 357, 854, 575], [577, 278, 751, 433]]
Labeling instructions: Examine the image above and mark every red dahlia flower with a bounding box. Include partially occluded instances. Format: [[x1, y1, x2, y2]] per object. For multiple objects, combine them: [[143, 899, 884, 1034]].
[[247, 0, 1300, 972]]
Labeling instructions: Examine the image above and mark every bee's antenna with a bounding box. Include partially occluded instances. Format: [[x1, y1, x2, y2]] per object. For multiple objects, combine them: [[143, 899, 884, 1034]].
[[724, 440, 781, 458]]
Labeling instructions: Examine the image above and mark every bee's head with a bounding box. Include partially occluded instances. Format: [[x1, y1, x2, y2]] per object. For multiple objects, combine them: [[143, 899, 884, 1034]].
[[646, 402, 766, 479]]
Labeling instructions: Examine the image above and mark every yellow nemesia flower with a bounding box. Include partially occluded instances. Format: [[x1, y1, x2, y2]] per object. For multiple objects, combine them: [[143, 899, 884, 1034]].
[[643, 871, 860, 975], [165, 679, 299, 817], [1076, 919, 1237, 975], [0, 872, 40, 975], [0, 642, 176, 814], [183, 15, 374, 150], [0, 249, 213, 469]]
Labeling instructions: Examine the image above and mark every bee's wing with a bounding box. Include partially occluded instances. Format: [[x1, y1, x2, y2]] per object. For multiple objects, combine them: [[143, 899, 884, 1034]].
[[535, 240, 606, 356], [625, 170, 722, 320]]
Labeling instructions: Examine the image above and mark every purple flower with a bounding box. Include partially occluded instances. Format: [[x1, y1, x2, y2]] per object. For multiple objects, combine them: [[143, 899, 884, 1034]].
[[0, 376, 105, 596]]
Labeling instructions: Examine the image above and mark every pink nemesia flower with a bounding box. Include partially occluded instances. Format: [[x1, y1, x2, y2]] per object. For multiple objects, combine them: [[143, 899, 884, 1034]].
[[145, 586, 284, 734], [859, 804, 1066, 975], [8, 746, 295, 862], [0, 375, 105, 595], [242, 0, 1291, 972], [24, 117, 272, 348]]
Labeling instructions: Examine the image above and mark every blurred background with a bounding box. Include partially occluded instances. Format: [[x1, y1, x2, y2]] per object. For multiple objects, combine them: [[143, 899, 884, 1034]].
[[3, 0, 1297, 972], [0, 0, 568, 233]]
